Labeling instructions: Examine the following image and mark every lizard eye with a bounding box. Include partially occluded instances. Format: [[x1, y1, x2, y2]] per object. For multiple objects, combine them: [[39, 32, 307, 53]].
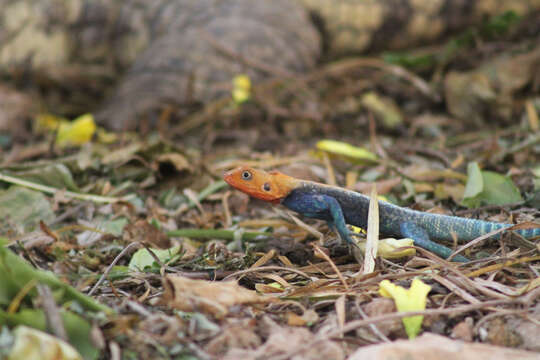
[[241, 170, 252, 180], [262, 183, 271, 191]]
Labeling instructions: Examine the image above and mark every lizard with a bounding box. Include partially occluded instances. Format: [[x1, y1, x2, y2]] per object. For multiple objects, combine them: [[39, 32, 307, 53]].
[[224, 166, 540, 262]]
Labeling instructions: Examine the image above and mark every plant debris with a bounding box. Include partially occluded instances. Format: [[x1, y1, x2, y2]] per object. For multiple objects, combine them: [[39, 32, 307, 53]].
[[0, 9, 539, 360]]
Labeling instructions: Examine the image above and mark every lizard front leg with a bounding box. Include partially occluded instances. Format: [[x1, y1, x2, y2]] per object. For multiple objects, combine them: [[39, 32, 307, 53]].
[[316, 195, 356, 246], [282, 192, 355, 245]]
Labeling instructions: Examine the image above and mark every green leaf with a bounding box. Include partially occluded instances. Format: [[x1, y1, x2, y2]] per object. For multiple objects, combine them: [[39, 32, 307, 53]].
[[0, 187, 54, 232], [129, 246, 181, 271], [0, 134, 11, 148], [76, 218, 128, 246], [0, 238, 112, 314], [0, 310, 97, 360], [360, 92, 403, 128], [462, 162, 483, 203], [462, 162, 523, 208], [534, 178, 540, 192], [100, 218, 128, 236], [12, 164, 79, 191], [481, 10, 521, 38], [480, 171, 523, 204], [316, 140, 378, 163], [382, 52, 435, 70], [532, 165, 540, 179], [107, 266, 130, 280]]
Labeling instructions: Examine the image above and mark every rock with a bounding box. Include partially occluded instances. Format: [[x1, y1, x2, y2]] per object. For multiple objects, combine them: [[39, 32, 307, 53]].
[[349, 333, 540, 360]]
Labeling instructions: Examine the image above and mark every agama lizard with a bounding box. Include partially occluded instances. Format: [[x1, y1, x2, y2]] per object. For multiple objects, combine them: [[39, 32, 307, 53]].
[[224, 166, 540, 262]]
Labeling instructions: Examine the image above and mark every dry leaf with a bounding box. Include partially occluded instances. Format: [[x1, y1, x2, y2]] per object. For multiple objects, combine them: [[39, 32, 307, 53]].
[[155, 153, 192, 172], [360, 298, 403, 338], [123, 220, 171, 249], [451, 317, 474, 342], [285, 309, 319, 327], [161, 275, 269, 318], [335, 294, 346, 335], [222, 317, 343, 360], [205, 319, 261, 355], [287, 312, 307, 326], [349, 333, 539, 360], [7, 326, 82, 360], [364, 184, 379, 273]]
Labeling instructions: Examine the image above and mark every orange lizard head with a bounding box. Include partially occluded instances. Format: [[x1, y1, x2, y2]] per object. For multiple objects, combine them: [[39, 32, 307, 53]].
[[223, 166, 299, 203]]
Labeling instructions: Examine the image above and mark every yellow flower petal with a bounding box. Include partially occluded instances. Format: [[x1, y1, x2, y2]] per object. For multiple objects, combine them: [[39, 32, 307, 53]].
[[232, 74, 251, 104], [96, 128, 118, 144], [35, 113, 65, 132], [353, 237, 415, 259], [378, 238, 415, 259], [351, 225, 366, 234], [379, 278, 431, 339], [56, 113, 96, 147]]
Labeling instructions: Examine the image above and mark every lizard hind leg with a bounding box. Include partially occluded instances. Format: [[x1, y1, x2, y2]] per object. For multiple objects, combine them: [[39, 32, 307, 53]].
[[400, 222, 469, 263]]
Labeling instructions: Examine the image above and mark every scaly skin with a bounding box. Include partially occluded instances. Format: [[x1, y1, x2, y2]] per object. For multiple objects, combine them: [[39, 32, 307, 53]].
[[224, 166, 540, 262]]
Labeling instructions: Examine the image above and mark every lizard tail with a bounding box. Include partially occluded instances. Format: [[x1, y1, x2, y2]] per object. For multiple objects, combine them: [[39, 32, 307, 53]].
[[515, 226, 540, 239], [452, 219, 540, 242], [399, 209, 540, 243]]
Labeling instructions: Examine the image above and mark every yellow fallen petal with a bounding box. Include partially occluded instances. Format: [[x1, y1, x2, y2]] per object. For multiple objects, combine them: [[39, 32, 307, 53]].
[[56, 113, 96, 147], [96, 127, 118, 144], [378, 238, 415, 259], [232, 74, 251, 104], [351, 225, 366, 234], [379, 278, 431, 339], [353, 237, 415, 259], [35, 113, 66, 132]]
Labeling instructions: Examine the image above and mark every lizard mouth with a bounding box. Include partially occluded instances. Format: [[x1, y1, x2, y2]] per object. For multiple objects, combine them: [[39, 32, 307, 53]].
[[223, 170, 235, 186], [223, 170, 247, 192]]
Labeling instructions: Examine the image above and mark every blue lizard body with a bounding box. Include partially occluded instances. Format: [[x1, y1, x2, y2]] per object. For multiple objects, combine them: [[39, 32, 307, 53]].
[[282, 183, 540, 262]]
